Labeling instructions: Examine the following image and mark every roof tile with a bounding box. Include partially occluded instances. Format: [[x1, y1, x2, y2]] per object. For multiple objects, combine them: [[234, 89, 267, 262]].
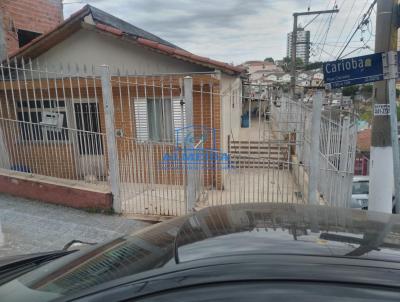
[[9, 5, 245, 75], [154, 43, 175, 55], [95, 23, 123, 36]]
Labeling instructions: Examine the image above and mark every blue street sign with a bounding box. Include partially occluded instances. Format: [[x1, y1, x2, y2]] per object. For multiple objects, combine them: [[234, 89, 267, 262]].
[[323, 53, 385, 89]]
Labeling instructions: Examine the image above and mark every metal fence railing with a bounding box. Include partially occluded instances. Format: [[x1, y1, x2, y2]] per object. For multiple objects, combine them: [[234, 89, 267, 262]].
[[0, 60, 358, 217], [0, 59, 108, 188], [270, 94, 357, 208]]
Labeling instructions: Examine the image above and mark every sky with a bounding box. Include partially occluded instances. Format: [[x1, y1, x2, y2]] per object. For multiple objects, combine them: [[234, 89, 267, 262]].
[[63, 0, 376, 65]]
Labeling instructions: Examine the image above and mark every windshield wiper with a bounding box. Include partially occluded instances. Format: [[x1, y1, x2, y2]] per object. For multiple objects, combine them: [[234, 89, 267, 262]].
[[0, 250, 74, 285], [63, 240, 96, 251]]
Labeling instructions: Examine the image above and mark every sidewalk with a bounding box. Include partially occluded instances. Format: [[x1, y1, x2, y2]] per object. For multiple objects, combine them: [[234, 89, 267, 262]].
[[0, 194, 150, 257]]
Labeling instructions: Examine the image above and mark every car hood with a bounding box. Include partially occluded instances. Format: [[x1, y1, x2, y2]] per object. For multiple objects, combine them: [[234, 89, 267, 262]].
[[1, 203, 400, 300], [175, 204, 400, 262]]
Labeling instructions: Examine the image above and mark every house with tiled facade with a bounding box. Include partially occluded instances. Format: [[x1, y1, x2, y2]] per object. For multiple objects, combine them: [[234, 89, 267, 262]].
[[0, 5, 244, 213]]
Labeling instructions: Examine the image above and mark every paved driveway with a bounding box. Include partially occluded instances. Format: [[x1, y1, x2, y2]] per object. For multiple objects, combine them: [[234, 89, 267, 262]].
[[0, 194, 151, 257]]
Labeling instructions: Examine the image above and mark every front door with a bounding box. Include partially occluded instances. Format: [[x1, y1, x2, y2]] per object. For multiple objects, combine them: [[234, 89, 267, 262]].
[[74, 102, 105, 181]]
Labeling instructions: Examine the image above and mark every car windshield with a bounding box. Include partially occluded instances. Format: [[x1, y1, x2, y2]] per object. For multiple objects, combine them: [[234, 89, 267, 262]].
[[352, 181, 369, 195], [2, 2, 400, 302], [2, 203, 400, 302]]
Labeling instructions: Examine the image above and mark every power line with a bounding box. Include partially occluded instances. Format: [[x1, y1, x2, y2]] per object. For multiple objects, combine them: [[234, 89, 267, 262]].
[[335, 0, 370, 58], [332, 0, 357, 53], [336, 0, 377, 59], [304, 0, 340, 59], [303, 14, 320, 29], [311, 0, 343, 59], [316, 0, 344, 60], [311, 0, 334, 44], [312, 43, 337, 59], [340, 45, 370, 59], [318, 10, 335, 61], [312, 40, 372, 46], [310, 0, 342, 60]]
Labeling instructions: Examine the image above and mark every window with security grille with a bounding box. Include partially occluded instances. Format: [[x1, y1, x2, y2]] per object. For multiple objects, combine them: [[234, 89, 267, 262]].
[[134, 98, 183, 143], [147, 99, 174, 142], [16, 100, 68, 141]]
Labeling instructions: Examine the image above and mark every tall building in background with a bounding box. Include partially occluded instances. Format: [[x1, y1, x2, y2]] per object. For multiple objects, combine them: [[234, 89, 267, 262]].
[[287, 28, 310, 65], [0, 0, 63, 59], [397, 28, 400, 51]]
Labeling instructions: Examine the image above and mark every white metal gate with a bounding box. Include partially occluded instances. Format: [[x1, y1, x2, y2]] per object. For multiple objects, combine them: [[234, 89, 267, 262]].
[[114, 77, 357, 217], [0, 60, 357, 218]]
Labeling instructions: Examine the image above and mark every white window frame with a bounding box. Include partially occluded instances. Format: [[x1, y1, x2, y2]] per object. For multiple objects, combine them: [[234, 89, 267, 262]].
[[134, 97, 184, 143]]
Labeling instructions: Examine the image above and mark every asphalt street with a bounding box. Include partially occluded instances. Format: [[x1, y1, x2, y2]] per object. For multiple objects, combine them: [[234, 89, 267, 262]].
[[0, 194, 150, 257]]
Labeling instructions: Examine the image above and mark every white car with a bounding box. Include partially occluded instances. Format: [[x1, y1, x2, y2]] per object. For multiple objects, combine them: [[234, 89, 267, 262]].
[[351, 176, 369, 209]]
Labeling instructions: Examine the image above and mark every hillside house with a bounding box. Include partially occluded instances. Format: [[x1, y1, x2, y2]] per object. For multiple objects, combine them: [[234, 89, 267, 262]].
[[0, 5, 244, 214]]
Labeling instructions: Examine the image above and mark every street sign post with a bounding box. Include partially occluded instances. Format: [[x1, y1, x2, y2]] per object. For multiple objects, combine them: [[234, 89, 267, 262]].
[[386, 51, 400, 213], [323, 51, 400, 213], [323, 53, 386, 89]]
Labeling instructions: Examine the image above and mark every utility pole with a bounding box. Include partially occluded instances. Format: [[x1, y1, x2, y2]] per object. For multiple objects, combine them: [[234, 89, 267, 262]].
[[290, 9, 339, 98], [369, 0, 399, 213]]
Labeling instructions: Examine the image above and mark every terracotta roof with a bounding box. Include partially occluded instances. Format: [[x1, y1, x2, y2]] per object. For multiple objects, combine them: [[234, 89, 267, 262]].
[[134, 37, 243, 74], [9, 5, 244, 75], [357, 128, 371, 152]]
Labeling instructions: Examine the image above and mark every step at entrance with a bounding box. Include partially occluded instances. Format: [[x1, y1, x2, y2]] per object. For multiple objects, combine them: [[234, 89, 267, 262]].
[[229, 141, 290, 169]]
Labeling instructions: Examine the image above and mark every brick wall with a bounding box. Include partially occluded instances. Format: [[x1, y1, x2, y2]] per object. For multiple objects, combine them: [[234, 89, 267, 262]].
[[0, 0, 63, 56], [0, 74, 223, 189], [0, 95, 78, 179], [0, 172, 112, 210], [111, 75, 223, 188]]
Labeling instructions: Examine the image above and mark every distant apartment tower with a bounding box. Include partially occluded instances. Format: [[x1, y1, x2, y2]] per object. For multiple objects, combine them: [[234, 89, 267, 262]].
[[287, 28, 310, 65], [0, 0, 63, 59]]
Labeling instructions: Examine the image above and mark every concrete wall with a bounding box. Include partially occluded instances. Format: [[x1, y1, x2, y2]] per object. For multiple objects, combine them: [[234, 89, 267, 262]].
[[0, 171, 112, 210], [34, 28, 212, 75], [220, 73, 242, 154]]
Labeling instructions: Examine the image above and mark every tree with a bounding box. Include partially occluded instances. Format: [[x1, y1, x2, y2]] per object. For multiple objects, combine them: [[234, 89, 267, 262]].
[[282, 56, 304, 72], [305, 61, 323, 70], [360, 109, 372, 123], [295, 57, 304, 67], [264, 57, 274, 63], [360, 84, 373, 94], [342, 85, 358, 97]]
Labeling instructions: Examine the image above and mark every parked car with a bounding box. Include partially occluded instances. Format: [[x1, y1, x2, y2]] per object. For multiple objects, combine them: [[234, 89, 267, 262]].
[[351, 176, 369, 209], [1, 203, 400, 301], [351, 176, 398, 213]]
